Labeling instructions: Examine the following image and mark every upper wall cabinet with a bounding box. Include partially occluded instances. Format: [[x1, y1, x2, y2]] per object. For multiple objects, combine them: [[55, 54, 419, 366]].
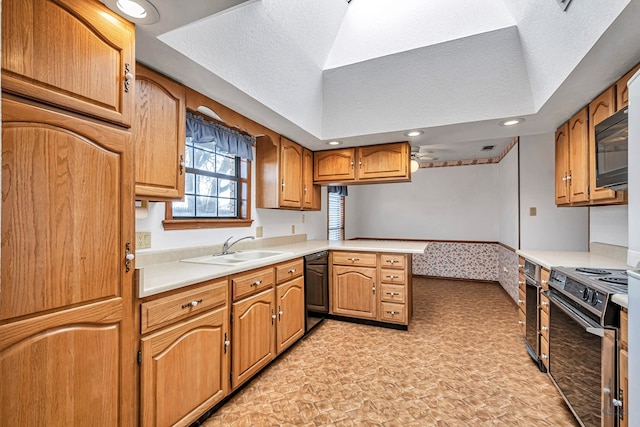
[[313, 142, 411, 185], [2, 0, 135, 127], [256, 136, 320, 211], [133, 64, 186, 200], [555, 63, 637, 206]]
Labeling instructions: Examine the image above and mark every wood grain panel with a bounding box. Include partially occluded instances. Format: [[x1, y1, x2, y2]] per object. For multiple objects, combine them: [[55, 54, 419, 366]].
[[313, 148, 355, 183], [555, 122, 570, 205], [275, 258, 304, 284], [331, 266, 377, 319], [568, 108, 589, 203], [2, 0, 134, 126], [380, 254, 406, 269], [140, 308, 229, 427], [357, 142, 409, 180], [279, 137, 303, 208], [231, 267, 275, 301], [140, 279, 227, 334], [276, 276, 305, 354], [332, 251, 377, 267], [379, 302, 406, 324]]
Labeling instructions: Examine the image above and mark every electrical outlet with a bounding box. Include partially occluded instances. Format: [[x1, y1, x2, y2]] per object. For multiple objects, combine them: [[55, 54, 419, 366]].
[[301, 214, 305, 224], [529, 207, 537, 216], [291, 225, 295, 234], [256, 226, 263, 238], [136, 232, 151, 249]]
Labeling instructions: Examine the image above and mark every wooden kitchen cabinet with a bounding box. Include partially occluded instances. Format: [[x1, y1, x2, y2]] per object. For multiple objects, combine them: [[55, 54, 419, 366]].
[[615, 64, 640, 111], [276, 276, 305, 353], [517, 259, 526, 337], [588, 88, 626, 204], [134, 64, 187, 200], [620, 309, 628, 427], [0, 95, 136, 425], [331, 251, 412, 326], [231, 287, 277, 389], [303, 148, 321, 210], [2, 0, 134, 127], [555, 108, 589, 205], [140, 306, 229, 427], [313, 142, 411, 185], [256, 136, 321, 210]]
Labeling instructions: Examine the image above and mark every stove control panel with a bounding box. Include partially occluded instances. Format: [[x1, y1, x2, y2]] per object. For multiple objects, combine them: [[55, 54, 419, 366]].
[[549, 270, 606, 314]]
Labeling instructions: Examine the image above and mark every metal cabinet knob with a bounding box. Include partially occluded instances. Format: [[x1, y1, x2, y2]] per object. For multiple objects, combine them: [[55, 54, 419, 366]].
[[541, 301, 549, 306], [518, 299, 524, 305], [518, 281, 525, 285], [541, 326, 549, 331], [518, 264, 524, 268], [541, 354, 548, 359], [251, 280, 262, 287], [518, 320, 524, 325]]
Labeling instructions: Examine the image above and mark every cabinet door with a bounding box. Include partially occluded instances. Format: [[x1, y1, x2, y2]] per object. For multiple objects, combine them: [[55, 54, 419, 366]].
[[232, 288, 276, 389], [555, 122, 570, 205], [140, 307, 229, 427], [302, 148, 321, 210], [568, 108, 589, 203], [0, 96, 135, 425], [620, 348, 628, 427], [276, 277, 305, 354], [2, 0, 134, 126], [313, 148, 356, 183], [588, 88, 622, 202], [616, 64, 640, 111], [331, 266, 377, 320], [134, 64, 186, 200], [357, 142, 409, 181], [279, 137, 303, 208]]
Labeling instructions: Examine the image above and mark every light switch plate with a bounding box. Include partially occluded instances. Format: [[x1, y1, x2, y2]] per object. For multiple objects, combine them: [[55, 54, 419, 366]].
[[529, 207, 537, 217]]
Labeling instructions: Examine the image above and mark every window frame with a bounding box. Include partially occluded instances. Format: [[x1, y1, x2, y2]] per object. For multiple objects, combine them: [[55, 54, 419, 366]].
[[163, 136, 253, 230], [327, 191, 345, 240]]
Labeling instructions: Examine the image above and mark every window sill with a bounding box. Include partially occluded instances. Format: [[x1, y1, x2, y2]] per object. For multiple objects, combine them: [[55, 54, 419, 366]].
[[162, 219, 254, 230]]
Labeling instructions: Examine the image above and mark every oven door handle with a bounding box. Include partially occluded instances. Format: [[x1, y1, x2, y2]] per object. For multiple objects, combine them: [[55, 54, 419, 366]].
[[544, 291, 604, 337]]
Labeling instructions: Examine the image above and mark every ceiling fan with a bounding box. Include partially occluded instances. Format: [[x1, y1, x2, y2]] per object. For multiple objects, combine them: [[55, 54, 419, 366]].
[[410, 145, 438, 162]]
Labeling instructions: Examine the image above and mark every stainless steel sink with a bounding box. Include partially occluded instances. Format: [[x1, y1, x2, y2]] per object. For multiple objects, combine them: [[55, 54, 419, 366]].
[[180, 250, 290, 266]]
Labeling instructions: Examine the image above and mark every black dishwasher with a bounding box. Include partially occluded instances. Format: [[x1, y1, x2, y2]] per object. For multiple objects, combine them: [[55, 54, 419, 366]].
[[304, 251, 329, 334]]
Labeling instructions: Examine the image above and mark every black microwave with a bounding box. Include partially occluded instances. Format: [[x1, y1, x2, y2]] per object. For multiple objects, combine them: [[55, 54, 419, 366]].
[[595, 106, 628, 190]]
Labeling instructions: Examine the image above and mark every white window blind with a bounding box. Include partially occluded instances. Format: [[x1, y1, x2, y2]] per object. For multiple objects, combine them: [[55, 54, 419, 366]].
[[328, 192, 345, 240]]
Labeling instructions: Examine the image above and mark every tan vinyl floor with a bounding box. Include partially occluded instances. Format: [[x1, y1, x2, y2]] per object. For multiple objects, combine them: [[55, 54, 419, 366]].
[[200, 278, 578, 426]]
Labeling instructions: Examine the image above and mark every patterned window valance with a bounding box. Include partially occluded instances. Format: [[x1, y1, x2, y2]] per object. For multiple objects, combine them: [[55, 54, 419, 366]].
[[186, 112, 255, 161]]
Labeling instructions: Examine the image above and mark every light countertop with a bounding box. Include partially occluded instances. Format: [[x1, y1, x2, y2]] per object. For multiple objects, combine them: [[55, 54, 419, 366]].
[[517, 249, 634, 309], [137, 239, 427, 298], [516, 250, 633, 271], [615, 270, 640, 309]]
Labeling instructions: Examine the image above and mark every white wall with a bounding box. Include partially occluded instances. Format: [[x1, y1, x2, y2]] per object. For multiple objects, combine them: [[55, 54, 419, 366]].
[[497, 144, 519, 248], [590, 205, 629, 247], [519, 133, 589, 251], [135, 164, 328, 251], [628, 70, 640, 266], [344, 164, 500, 241]]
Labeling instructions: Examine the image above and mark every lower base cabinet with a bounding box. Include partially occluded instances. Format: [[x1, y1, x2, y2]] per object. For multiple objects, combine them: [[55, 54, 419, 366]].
[[332, 265, 378, 320], [140, 307, 230, 427], [276, 276, 305, 353], [232, 287, 276, 389]]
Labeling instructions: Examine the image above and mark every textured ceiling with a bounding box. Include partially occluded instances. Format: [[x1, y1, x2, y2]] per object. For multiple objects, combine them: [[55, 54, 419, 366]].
[[129, 0, 640, 162]]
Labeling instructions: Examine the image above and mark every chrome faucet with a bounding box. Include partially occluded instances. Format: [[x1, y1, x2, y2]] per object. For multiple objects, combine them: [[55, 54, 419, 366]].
[[219, 235, 255, 255]]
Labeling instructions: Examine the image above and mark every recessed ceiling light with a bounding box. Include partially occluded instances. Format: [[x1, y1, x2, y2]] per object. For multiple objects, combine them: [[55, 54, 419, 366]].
[[102, 0, 159, 24], [404, 130, 424, 137], [499, 118, 525, 127], [327, 141, 342, 146]]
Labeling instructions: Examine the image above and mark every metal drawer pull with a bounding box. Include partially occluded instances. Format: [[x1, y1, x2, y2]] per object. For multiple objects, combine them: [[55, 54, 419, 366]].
[[541, 354, 548, 359], [288, 269, 296, 274], [251, 280, 262, 287], [386, 259, 399, 264], [541, 280, 548, 285], [518, 281, 525, 285], [541, 326, 549, 331], [518, 264, 524, 268], [540, 301, 549, 306], [182, 299, 203, 309], [386, 292, 399, 296], [386, 311, 399, 315], [518, 299, 524, 305], [348, 257, 360, 262], [386, 275, 400, 279], [518, 320, 524, 325]]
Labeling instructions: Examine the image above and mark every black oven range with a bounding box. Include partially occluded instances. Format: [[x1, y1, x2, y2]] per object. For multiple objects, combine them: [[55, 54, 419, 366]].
[[546, 267, 627, 427]]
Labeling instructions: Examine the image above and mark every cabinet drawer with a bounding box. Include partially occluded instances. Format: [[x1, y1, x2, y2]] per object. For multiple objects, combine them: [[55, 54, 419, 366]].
[[332, 251, 377, 267], [540, 336, 550, 370], [518, 308, 526, 336], [380, 254, 406, 269], [539, 293, 550, 315], [380, 284, 406, 303], [620, 309, 628, 350], [380, 268, 405, 285], [540, 309, 549, 341], [518, 288, 526, 310], [276, 258, 304, 284], [541, 268, 550, 290], [232, 267, 275, 301], [141, 279, 227, 334], [380, 302, 406, 324]]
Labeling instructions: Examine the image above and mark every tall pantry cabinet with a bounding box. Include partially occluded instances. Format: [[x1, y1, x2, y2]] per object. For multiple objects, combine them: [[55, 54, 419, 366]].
[[1, 0, 137, 425]]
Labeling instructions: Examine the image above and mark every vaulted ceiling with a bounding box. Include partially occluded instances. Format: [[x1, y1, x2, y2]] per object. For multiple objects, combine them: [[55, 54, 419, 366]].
[[126, 0, 640, 161]]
